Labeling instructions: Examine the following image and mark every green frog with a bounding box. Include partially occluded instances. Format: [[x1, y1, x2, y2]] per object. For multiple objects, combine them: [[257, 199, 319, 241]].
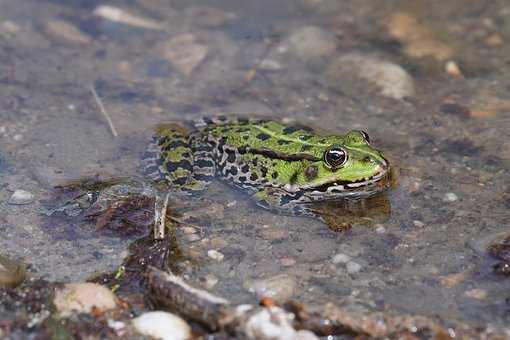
[[141, 116, 390, 217], [52, 116, 391, 236]]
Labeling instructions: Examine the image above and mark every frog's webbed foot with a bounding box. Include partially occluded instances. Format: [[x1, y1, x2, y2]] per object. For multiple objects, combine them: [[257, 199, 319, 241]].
[[251, 188, 362, 232], [251, 187, 322, 219]]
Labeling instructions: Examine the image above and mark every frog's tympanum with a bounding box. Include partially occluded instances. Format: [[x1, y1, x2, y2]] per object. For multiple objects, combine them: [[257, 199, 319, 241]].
[[141, 117, 391, 218]]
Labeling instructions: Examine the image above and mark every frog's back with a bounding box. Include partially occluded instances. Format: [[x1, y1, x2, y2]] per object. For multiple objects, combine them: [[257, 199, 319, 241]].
[[199, 117, 343, 157]]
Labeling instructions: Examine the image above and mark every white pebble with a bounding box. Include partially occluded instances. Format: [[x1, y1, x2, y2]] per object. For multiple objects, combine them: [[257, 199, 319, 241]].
[[375, 224, 386, 234], [107, 319, 125, 331], [413, 220, 425, 228], [243, 306, 319, 340], [332, 253, 351, 264], [346, 261, 362, 274], [8, 190, 34, 205], [207, 249, 224, 261], [132, 311, 191, 340], [53, 283, 117, 316], [443, 192, 458, 202]]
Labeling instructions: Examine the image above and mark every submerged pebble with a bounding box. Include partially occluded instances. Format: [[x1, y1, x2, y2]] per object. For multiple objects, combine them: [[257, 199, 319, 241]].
[[280, 257, 296, 267], [8, 190, 34, 205], [246, 274, 297, 302], [328, 54, 415, 99], [200, 274, 219, 289], [464, 288, 487, 300], [346, 261, 362, 274], [183, 6, 236, 28], [443, 192, 458, 202], [375, 224, 386, 234], [260, 226, 289, 241], [207, 249, 224, 261], [132, 311, 191, 340], [286, 26, 337, 60], [45, 20, 91, 45], [0, 255, 26, 288], [53, 283, 118, 316], [94, 5, 164, 30], [332, 253, 351, 264], [386, 12, 453, 61], [159, 34, 208, 76]]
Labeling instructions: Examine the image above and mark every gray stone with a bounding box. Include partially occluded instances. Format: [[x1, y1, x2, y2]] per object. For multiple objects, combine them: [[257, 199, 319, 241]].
[[286, 26, 337, 60], [8, 190, 34, 205], [328, 53, 415, 100]]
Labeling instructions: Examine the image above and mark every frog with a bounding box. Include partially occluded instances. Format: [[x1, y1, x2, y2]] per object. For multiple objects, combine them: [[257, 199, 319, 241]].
[[141, 116, 391, 218], [51, 116, 391, 237]]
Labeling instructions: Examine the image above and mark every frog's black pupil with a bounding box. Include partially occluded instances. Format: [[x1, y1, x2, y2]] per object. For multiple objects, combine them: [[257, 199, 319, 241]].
[[325, 148, 347, 168]]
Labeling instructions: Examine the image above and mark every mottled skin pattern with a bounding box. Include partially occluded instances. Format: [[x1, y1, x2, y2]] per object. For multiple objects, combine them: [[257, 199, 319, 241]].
[[142, 117, 390, 217]]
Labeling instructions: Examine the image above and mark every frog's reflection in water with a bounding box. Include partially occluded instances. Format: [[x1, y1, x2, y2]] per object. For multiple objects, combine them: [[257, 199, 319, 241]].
[[313, 193, 391, 232]]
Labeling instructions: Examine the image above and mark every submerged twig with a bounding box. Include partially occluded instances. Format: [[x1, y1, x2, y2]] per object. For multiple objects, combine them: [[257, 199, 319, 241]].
[[90, 84, 118, 137], [153, 192, 171, 239], [148, 267, 319, 339]]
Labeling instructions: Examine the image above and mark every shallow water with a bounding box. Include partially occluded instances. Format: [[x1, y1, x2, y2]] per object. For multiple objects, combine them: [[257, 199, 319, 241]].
[[0, 0, 509, 334]]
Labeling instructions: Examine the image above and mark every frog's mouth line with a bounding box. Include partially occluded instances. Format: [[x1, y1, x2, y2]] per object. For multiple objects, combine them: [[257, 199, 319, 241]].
[[308, 165, 390, 196]]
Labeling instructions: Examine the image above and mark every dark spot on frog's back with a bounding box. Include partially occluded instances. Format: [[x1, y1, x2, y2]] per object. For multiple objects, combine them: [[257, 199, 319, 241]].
[[166, 159, 192, 172], [226, 149, 236, 163], [241, 164, 250, 173], [271, 171, 278, 179], [229, 166, 238, 176], [277, 139, 291, 145], [196, 159, 214, 168], [283, 126, 300, 135], [283, 125, 314, 135], [217, 137, 227, 150], [260, 165, 268, 177], [300, 145, 312, 152], [256, 133, 270, 141]]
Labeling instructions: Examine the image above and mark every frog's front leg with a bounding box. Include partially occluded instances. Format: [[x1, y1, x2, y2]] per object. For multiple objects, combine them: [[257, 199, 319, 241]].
[[251, 187, 320, 219]]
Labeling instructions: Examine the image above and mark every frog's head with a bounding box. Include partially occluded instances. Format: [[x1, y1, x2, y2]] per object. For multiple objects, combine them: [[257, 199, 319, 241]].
[[290, 130, 390, 200]]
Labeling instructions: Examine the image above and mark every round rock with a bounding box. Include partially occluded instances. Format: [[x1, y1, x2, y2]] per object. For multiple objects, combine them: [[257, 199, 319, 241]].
[[246, 274, 297, 302], [132, 311, 191, 340], [8, 190, 34, 205], [328, 54, 415, 100], [286, 26, 337, 60], [53, 282, 117, 316]]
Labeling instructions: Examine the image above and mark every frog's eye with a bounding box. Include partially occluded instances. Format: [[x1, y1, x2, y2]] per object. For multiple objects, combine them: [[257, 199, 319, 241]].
[[324, 147, 348, 169], [360, 130, 370, 144]]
